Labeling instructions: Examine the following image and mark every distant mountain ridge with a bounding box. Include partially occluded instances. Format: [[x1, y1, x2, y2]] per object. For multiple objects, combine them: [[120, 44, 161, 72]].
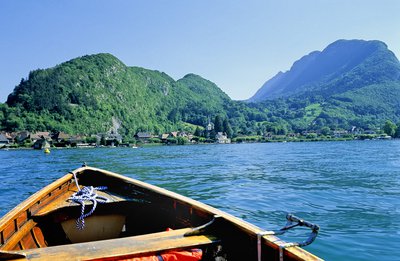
[[249, 39, 400, 102], [2, 40, 400, 137]]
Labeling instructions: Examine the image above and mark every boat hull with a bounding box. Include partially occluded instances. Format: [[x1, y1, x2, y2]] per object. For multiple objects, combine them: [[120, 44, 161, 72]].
[[0, 166, 322, 260]]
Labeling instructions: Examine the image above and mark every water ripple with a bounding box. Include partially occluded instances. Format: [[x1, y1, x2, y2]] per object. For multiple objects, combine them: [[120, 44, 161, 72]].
[[1, 141, 400, 260]]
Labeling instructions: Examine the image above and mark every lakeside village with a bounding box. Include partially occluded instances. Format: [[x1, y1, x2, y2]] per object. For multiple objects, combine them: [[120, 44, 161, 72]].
[[0, 117, 394, 150]]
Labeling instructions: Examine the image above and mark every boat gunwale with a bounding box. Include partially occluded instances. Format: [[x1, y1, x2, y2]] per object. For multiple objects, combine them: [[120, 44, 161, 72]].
[[77, 167, 322, 261], [0, 173, 74, 233], [0, 166, 322, 260]]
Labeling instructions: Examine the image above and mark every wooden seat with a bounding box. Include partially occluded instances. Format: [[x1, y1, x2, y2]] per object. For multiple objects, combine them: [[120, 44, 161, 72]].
[[33, 189, 126, 217], [7, 228, 219, 261]]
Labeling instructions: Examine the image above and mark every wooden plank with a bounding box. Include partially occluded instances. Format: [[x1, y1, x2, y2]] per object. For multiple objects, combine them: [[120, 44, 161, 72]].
[[32, 189, 126, 218], [11, 243, 22, 251], [19, 228, 218, 260], [1, 220, 36, 251], [16, 211, 28, 229], [20, 232, 37, 250], [28, 182, 74, 215], [51, 183, 74, 200], [0, 174, 74, 233], [31, 190, 76, 217], [2, 222, 16, 243], [31, 227, 46, 248], [34, 181, 75, 211]]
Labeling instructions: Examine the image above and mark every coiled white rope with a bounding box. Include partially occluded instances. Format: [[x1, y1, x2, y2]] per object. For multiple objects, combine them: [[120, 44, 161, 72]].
[[69, 186, 109, 230], [68, 171, 109, 229]]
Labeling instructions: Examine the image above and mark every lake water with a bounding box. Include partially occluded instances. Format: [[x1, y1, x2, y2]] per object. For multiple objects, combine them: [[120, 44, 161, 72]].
[[1, 140, 399, 260]]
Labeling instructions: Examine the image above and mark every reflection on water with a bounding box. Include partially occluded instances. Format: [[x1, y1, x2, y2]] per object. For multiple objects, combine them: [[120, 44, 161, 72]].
[[1, 140, 400, 260]]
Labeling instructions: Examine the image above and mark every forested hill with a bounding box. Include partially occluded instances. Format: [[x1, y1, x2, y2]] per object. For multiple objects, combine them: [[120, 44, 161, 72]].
[[244, 39, 400, 132], [2, 53, 233, 135], [249, 39, 400, 102], [2, 42, 400, 138]]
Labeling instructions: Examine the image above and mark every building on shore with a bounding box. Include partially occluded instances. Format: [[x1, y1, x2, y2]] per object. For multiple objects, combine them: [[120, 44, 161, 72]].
[[215, 132, 231, 144], [33, 138, 51, 150], [0, 134, 10, 145], [134, 132, 153, 143]]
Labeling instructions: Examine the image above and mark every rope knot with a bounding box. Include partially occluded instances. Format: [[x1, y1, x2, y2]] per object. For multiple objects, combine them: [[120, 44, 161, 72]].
[[69, 186, 109, 230]]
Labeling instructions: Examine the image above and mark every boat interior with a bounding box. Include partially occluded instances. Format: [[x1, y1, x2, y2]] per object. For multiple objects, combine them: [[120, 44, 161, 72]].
[[0, 167, 319, 261]]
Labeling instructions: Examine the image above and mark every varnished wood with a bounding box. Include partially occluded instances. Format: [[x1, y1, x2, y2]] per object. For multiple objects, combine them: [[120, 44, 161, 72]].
[[1, 220, 36, 251], [0, 166, 323, 261], [31, 227, 46, 248], [33, 189, 125, 218], [15, 212, 28, 230], [20, 232, 37, 250], [30, 190, 75, 217], [2, 222, 15, 244], [12, 228, 217, 261], [0, 174, 74, 233]]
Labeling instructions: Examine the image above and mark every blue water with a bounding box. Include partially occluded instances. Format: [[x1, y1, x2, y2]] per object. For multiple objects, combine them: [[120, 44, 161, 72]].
[[1, 141, 399, 260]]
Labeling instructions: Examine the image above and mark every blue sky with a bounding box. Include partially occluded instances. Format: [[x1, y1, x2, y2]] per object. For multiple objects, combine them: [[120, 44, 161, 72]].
[[1, 0, 399, 102]]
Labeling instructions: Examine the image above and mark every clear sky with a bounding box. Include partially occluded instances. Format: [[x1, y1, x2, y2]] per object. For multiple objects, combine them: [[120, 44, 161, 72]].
[[1, 0, 399, 102]]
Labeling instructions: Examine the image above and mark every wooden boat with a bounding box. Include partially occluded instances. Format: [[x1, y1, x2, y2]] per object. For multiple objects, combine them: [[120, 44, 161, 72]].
[[0, 166, 322, 261]]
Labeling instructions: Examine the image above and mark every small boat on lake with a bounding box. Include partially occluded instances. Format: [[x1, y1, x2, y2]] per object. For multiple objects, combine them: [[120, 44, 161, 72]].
[[0, 165, 321, 260]]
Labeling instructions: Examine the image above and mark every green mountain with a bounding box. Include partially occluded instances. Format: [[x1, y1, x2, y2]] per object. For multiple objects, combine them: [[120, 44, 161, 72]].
[[248, 39, 400, 131], [2, 54, 232, 135], [249, 39, 400, 101], [2, 39, 400, 138]]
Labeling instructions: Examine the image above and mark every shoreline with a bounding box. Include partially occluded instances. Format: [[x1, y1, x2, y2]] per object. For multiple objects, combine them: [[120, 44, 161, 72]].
[[0, 136, 393, 151]]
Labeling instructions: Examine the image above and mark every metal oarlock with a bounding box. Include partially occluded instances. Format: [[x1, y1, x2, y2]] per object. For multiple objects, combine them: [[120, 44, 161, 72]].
[[257, 213, 320, 261]]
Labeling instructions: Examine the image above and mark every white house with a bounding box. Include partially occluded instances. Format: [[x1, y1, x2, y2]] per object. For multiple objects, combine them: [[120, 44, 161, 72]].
[[215, 132, 231, 144]]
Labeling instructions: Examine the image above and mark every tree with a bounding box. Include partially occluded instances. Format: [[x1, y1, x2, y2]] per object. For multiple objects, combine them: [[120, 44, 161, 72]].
[[177, 136, 188, 145], [383, 120, 396, 137], [85, 136, 97, 144], [214, 115, 223, 133], [277, 125, 288, 135], [395, 122, 400, 138], [194, 126, 202, 137], [223, 118, 233, 138], [321, 126, 331, 136], [0, 110, 4, 128], [5, 114, 24, 131], [100, 135, 107, 146], [210, 129, 216, 140]]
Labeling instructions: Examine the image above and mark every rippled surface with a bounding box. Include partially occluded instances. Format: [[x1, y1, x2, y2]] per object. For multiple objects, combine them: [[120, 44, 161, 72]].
[[1, 141, 400, 260]]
